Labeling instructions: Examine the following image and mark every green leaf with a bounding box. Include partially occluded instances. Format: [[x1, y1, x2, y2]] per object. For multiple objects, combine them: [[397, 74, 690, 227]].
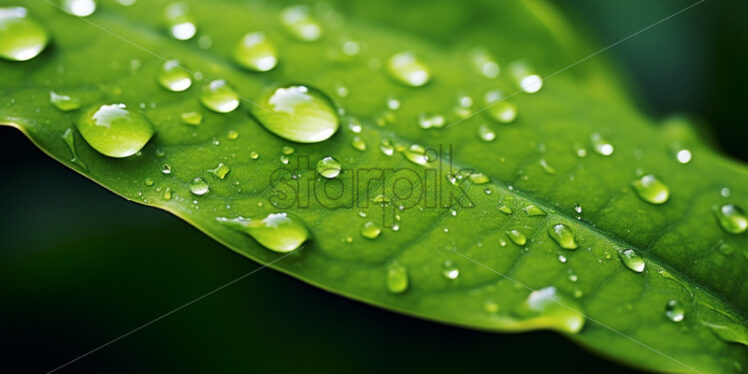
[[1, 1, 746, 373]]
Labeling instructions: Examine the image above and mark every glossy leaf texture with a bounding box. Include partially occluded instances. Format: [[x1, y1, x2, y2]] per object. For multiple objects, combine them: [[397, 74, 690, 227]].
[[1, 1, 746, 373]]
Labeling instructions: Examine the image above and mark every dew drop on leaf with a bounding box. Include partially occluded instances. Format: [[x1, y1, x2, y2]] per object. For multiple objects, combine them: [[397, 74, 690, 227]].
[[77, 103, 154, 158], [548, 223, 577, 250], [251, 84, 339, 143], [180, 111, 202, 125], [524, 204, 546, 216], [714, 204, 747, 234], [386, 51, 431, 87], [483, 90, 517, 123], [0, 7, 49, 61], [386, 263, 409, 294], [208, 163, 230, 180], [200, 80, 240, 113], [50, 91, 81, 112], [351, 136, 366, 151], [281, 146, 295, 155], [280, 5, 323, 42], [61, 0, 96, 17], [441, 260, 460, 279], [164, 2, 196, 40], [509, 61, 543, 93], [676, 149, 692, 164], [361, 221, 381, 239], [469, 172, 490, 184], [631, 174, 670, 204], [478, 124, 495, 142], [590, 133, 614, 156], [618, 249, 645, 273], [470, 48, 499, 78], [507, 229, 526, 246], [189, 177, 209, 195], [417, 113, 445, 129], [216, 213, 309, 253], [404, 144, 430, 166], [519, 287, 585, 333], [665, 300, 685, 322], [158, 60, 192, 92], [317, 156, 341, 179], [249, 150, 259, 160], [234, 32, 278, 72], [498, 204, 512, 215]]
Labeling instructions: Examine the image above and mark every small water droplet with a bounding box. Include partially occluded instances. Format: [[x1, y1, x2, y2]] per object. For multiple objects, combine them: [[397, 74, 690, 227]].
[[618, 249, 645, 273], [470, 48, 499, 78], [0, 7, 49, 61], [61, 0, 96, 17], [404, 144, 432, 166], [417, 113, 445, 129], [164, 2, 196, 40], [144, 178, 154, 186], [162, 187, 172, 200], [720, 187, 731, 198], [478, 124, 495, 142], [227, 130, 239, 140], [61, 128, 87, 170], [158, 60, 192, 92], [573, 203, 582, 214], [252, 84, 339, 143], [189, 177, 209, 195], [280, 5, 322, 41], [161, 163, 171, 174], [590, 133, 614, 156], [386, 97, 401, 110], [558, 254, 567, 263], [50, 91, 80, 112], [386, 263, 408, 294], [469, 173, 490, 184], [351, 136, 366, 151], [631, 174, 669, 204], [77, 103, 154, 158], [548, 223, 577, 249], [568, 272, 578, 282], [208, 163, 230, 180], [281, 146, 295, 155], [379, 141, 395, 156], [524, 204, 546, 216], [200, 80, 239, 113], [714, 204, 747, 234], [676, 149, 692, 164], [217, 213, 309, 253], [665, 300, 685, 322], [317, 156, 341, 179], [539, 159, 556, 175], [509, 61, 542, 93], [507, 229, 526, 246], [483, 90, 517, 123], [234, 32, 278, 72], [573, 143, 587, 158], [386, 51, 431, 87], [280, 155, 289, 164], [484, 299, 500, 313], [498, 204, 512, 214], [361, 221, 381, 239], [441, 260, 460, 279], [249, 150, 260, 160], [180, 111, 202, 125]]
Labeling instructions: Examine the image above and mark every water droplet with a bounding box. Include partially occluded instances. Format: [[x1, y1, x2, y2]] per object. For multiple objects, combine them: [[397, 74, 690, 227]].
[[249, 150, 260, 160], [158, 60, 192, 92], [539, 159, 556, 175], [200, 80, 239, 113], [720, 187, 731, 198], [618, 249, 645, 273], [664, 300, 685, 322], [558, 254, 567, 263], [478, 124, 495, 142], [714, 204, 747, 234], [280, 5, 322, 41], [144, 178, 154, 186], [573, 203, 582, 214], [61, 128, 87, 170], [161, 163, 171, 174], [361, 221, 381, 239], [520, 287, 585, 333], [498, 204, 512, 215], [351, 136, 366, 151], [524, 204, 546, 216], [61, 0, 96, 17], [281, 146, 295, 155], [0, 7, 49, 61], [386, 263, 408, 294], [162, 187, 172, 200], [470, 48, 499, 78], [180, 111, 202, 125], [252, 84, 339, 143], [676, 149, 692, 164], [77, 103, 154, 158], [234, 32, 278, 72], [189, 177, 209, 195], [483, 90, 517, 123], [227, 130, 239, 140], [386, 97, 401, 110], [631, 174, 669, 204], [548, 223, 577, 250], [208, 163, 230, 180], [469, 173, 490, 184], [217, 213, 309, 253], [484, 300, 500, 313], [379, 141, 394, 156], [568, 272, 578, 282], [417, 113, 445, 129], [509, 61, 542, 93], [590, 133, 614, 156], [164, 2, 196, 40], [507, 230, 526, 246], [280, 155, 289, 164], [386, 51, 431, 87], [573, 143, 587, 158], [317, 156, 341, 179], [50, 91, 80, 112], [441, 260, 460, 279], [404, 144, 431, 166]]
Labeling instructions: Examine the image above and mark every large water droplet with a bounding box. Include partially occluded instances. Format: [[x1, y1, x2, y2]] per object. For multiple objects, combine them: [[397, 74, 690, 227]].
[[217, 213, 309, 253], [548, 223, 577, 249], [386, 51, 431, 87], [158, 59, 192, 92], [714, 204, 747, 234], [519, 287, 585, 333], [631, 174, 669, 204], [361, 221, 381, 239], [0, 7, 49, 61], [618, 249, 645, 273], [280, 5, 322, 41], [164, 2, 196, 40], [251, 84, 339, 143], [664, 300, 685, 322], [317, 156, 341, 179], [386, 263, 409, 294], [200, 79, 240, 113], [77, 103, 154, 158], [234, 32, 278, 72], [50, 91, 81, 112], [61, 0, 96, 17], [483, 90, 517, 123], [507, 229, 526, 246], [189, 177, 209, 195]]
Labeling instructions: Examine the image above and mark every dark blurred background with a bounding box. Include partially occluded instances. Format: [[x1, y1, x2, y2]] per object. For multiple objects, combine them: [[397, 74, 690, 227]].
[[2, 0, 746, 372]]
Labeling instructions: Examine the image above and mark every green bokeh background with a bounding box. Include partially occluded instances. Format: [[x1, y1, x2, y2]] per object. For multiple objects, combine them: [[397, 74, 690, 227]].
[[1, 0, 746, 372]]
